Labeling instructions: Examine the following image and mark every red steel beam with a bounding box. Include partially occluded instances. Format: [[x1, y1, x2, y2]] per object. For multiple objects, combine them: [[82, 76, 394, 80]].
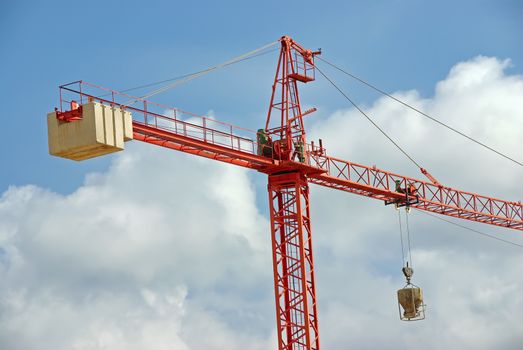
[[132, 119, 523, 231], [307, 153, 523, 230], [132, 121, 274, 169], [268, 172, 320, 350]]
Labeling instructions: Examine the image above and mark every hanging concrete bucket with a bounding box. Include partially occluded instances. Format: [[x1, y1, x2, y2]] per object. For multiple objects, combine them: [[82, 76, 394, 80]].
[[397, 286, 425, 321], [397, 264, 425, 321]]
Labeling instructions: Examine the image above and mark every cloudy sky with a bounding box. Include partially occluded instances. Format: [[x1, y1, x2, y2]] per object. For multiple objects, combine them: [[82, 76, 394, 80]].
[[1, 1, 522, 349]]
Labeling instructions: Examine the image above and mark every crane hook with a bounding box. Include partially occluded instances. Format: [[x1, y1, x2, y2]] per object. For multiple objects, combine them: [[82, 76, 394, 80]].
[[402, 262, 414, 284]]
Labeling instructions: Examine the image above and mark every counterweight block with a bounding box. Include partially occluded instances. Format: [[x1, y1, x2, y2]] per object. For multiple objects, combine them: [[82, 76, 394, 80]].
[[47, 101, 133, 161]]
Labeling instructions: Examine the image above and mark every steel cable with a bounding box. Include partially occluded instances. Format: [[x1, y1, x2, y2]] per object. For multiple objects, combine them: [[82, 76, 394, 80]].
[[405, 210, 414, 267], [317, 57, 523, 167], [110, 47, 279, 96], [398, 209, 406, 266], [415, 209, 523, 249], [315, 65, 423, 170], [123, 41, 279, 106]]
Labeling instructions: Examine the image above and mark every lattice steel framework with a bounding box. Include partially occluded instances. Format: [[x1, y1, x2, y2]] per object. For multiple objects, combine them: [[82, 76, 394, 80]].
[[269, 172, 320, 350], [265, 36, 319, 162]]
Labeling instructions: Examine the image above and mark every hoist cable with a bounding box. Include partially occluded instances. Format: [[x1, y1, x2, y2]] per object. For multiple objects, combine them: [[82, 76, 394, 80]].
[[317, 57, 523, 167], [405, 210, 414, 267], [398, 209, 406, 266], [123, 40, 279, 106], [315, 65, 423, 169], [415, 209, 523, 249]]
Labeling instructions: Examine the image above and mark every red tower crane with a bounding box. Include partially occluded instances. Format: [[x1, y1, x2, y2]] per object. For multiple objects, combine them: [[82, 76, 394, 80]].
[[50, 36, 523, 350]]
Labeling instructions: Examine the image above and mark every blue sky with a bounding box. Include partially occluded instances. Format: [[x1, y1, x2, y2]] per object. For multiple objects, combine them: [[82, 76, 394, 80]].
[[1, 1, 523, 349], [1, 0, 521, 193]]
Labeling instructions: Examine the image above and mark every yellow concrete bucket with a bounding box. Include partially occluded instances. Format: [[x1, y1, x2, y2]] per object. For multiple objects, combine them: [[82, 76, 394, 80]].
[[397, 286, 425, 321]]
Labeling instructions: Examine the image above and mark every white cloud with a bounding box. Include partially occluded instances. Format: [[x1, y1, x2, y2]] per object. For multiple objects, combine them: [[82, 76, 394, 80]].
[[311, 55, 523, 197], [1, 56, 522, 349], [308, 55, 523, 349], [0, 146, 274, 350]]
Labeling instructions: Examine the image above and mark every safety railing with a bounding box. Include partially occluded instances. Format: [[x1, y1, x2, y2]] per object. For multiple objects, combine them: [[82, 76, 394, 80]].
[[291, 50, 316, 81], [57, 81, 338, 171], [58, 81, 260, 156]]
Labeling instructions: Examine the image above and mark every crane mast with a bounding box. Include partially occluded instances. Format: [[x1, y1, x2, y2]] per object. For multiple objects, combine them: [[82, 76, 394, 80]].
[[48, 36, 523, 350], [265, 36, 321, 349]]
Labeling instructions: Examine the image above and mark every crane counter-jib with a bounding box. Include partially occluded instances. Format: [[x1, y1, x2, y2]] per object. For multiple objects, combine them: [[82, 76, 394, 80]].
[[55, 81, 274, 163]]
